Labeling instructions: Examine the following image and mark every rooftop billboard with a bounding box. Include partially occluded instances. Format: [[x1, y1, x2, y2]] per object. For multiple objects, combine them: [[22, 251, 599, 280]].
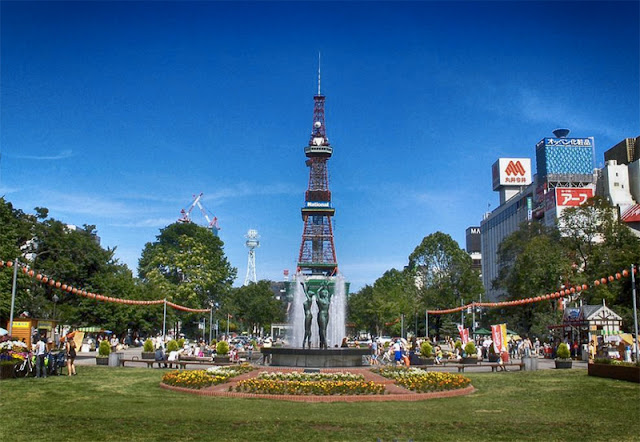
[[492, 158, 532, 190]]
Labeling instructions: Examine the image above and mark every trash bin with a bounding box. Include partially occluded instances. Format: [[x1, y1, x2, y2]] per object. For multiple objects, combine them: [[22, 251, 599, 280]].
[[108, 352, 123, 367], [522, 355, 538, 371]]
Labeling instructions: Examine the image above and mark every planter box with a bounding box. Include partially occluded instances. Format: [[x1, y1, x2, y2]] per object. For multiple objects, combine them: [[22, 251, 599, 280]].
[[0, 363, 18, 379], [96, 357, 109, 365], [461, 357, 478, 365], [555, 359, 572, 369], [215, 355, 230, 364], [141, 352, 155, 360], [588, 363, 640, 383]]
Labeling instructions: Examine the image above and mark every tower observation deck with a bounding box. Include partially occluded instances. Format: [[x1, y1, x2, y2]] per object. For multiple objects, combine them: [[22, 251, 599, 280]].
[[297, 78, 338, 276]]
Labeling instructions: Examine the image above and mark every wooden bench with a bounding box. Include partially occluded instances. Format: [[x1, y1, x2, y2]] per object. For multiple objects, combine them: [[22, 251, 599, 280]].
[[118, 357, 188, 369], [454, 362, 525, 372]]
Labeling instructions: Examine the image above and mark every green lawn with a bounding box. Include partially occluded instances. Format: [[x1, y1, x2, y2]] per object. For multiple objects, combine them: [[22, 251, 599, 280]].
[[1, 366, 638, 441]]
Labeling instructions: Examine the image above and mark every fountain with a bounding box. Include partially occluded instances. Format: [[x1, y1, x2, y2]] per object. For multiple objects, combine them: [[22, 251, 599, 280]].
[[261, 273, 370, 368]]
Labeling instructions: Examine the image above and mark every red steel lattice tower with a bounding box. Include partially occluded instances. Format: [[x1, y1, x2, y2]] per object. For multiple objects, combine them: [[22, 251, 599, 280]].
[[297, 70, 338, 276]]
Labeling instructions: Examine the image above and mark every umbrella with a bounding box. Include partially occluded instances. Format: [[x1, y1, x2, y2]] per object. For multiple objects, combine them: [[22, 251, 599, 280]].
[[0, 327, 8, 336]]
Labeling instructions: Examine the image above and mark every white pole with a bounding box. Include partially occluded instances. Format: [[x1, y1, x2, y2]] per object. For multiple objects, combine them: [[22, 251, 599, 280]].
[[631, 264, 639, 362], [8, 258, 18, 335], [209, 307, 213, 343], [162, 299, 167, 344]]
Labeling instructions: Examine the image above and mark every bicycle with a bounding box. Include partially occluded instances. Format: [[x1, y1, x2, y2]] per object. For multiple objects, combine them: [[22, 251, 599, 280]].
[[14, 353, 35, 378]]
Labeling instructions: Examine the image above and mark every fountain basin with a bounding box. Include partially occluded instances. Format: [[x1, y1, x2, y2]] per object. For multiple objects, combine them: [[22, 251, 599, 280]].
[[261, 347, 372, 368]]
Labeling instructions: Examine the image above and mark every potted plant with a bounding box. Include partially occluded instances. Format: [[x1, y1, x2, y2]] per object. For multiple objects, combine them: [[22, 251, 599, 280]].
[[461, 341, 478, 364], [420, 341, 435, 365], [555, 343, 572, 369], [96, 339, 110, 365], [141, 339, 155, 360], [215, 340, 230, 364]]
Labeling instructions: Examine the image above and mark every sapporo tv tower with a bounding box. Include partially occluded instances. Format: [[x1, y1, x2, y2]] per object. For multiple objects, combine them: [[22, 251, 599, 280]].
[[297, 61, 338, 276]]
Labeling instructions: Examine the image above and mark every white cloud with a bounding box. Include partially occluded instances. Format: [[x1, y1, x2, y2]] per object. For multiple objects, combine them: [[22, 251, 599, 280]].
[[9, 150, 74, 161], [109, 217, 178, 228]]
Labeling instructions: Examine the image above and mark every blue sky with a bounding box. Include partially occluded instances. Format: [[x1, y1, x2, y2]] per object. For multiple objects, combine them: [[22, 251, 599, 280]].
[[1, 1, 638, 292]]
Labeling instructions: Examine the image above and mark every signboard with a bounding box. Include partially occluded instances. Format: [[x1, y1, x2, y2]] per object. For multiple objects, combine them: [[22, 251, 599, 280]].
[[492, 158, 532, 190], [555, 188, 593, 207], [541, 137, 593, 147], [305, 201, 331, 208], [11, 321, 30, 329], [621, 204, 640, 222]]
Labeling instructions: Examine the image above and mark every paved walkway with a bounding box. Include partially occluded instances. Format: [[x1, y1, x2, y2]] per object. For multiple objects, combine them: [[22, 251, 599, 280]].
[[74, 347, 589, 371]]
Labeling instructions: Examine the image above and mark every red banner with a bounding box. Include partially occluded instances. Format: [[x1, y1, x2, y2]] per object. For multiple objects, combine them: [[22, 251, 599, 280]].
[[457, 325, 469, 344], [491, 324, 504, 353]]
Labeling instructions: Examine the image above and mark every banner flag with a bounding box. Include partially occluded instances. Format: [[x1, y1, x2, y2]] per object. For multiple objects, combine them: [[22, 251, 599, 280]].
[[491, 324, 504, 353], [457, 324, 469, 344], [501, 323, 508, 350]]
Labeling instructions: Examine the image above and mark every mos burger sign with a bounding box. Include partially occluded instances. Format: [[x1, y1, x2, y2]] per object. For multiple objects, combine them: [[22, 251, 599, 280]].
[[492, 158, 532, 190]]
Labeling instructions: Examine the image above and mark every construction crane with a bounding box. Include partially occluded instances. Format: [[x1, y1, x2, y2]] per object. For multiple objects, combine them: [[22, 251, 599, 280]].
[[178, 192, 221, 236]]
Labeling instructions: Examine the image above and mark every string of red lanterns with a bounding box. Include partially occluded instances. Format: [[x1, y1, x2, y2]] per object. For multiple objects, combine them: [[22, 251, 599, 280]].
[[423, 265, 636, 315], [0, 259, 211, 313]]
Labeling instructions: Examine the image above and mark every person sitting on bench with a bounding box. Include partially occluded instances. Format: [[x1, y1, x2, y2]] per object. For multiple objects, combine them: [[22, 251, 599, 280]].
[[155, 346, 167, 368]]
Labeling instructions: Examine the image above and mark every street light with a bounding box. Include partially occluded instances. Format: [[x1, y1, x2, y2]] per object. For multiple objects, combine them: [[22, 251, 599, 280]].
[[52, 294, 59, 319]]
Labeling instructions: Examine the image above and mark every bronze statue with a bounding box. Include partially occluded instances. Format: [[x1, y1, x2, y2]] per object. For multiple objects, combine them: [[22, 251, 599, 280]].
[[300, 280, 333, 349]]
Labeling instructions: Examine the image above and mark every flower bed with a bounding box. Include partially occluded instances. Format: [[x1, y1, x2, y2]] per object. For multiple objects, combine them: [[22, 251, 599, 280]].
[[0, 340, 28, 363], [234, 375, 385, 396], [161, 363, 254, 389], [257, 371, 365, 382], [373, 367, 471, 393]]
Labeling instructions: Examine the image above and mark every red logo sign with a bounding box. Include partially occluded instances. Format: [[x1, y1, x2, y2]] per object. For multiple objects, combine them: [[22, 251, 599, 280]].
[[622, 204, 640, 222], [555, 188, 593, 207], [504, 161, 526, 176]]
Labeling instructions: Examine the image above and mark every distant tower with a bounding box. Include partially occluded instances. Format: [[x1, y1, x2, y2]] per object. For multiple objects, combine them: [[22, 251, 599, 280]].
[[243, 229, 260, 285], [297, 62, 338, 275]]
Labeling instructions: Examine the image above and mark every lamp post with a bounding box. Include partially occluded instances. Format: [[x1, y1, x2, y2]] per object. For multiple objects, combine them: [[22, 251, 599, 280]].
[[52, 294, 59, 319]]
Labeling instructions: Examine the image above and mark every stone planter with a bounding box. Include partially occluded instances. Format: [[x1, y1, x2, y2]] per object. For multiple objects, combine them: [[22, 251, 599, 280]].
[[588, 363, 640, 383], [96, 357, 109, 365], [215, 355, 230, 364], [421, 357, 435, 365], [141, 352, 155, 360], [461, 357, 478, 365], [0, 363, 18, 379], [555, 359, 572, 369]]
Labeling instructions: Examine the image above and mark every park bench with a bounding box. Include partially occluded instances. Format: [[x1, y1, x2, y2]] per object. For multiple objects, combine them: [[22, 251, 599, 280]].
[[454, 362, 525, 372], [118, 357, 188, 369]]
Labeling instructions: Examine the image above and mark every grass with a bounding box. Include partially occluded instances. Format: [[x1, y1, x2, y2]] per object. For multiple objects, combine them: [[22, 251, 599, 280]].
[[1, 366, 639, 441]]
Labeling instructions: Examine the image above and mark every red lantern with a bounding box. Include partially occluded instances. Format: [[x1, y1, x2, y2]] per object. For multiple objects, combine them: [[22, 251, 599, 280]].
[[36, 274, 42, 280], [0, 260, 4, 266], [535, 296, 541, 302], [615, 273, 621, 280], [55, 281, 61, 288], [570, 287, 576, 294], [594, 280, 600, 286], [48, 279, 55, 286], [582, 284, 588, 291], [66, 286, 72, 292], [608, 275, 614, 282], [6, 261, 13, 267], [623, 269, 629, 277], [28, 270, 34, 277], [22, 267, 28, 274]]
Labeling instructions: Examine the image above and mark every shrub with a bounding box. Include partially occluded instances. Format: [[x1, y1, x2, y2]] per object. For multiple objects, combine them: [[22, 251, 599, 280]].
[[556, 343, 571, 359], [420, 341, 433, 358], [143, 339, 154, 352], [177, 338, 185, 348], [464, 341, 477, 357], [216, 340, 229, 355], [98, 339, 111, 357], [167, 340, 179, 352], [454, 340, 462, 350]]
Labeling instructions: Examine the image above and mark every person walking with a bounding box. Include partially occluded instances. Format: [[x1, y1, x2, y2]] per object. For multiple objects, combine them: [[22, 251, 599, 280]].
[[65, 336, 77, 376], [35, 335, 47, 378]]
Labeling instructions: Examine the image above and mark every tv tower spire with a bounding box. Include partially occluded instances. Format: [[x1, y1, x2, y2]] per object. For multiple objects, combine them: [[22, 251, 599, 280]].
[[297, 65, 338, 276], [243, 229, 260, 285]]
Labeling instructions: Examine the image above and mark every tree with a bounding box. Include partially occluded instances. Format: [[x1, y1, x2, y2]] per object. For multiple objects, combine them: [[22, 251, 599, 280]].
[[407, 232, 484, 337], [493, 222, 572, 335], [138, 222, 236, 337], [227, 281, 285, 336]]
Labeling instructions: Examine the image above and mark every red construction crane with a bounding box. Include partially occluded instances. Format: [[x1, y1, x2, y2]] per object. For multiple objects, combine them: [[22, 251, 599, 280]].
[[178, 193, 220, 236]]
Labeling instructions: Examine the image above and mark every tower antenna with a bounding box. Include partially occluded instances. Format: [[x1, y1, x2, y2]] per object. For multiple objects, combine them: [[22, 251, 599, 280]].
[[317, 52, 321, 96]]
